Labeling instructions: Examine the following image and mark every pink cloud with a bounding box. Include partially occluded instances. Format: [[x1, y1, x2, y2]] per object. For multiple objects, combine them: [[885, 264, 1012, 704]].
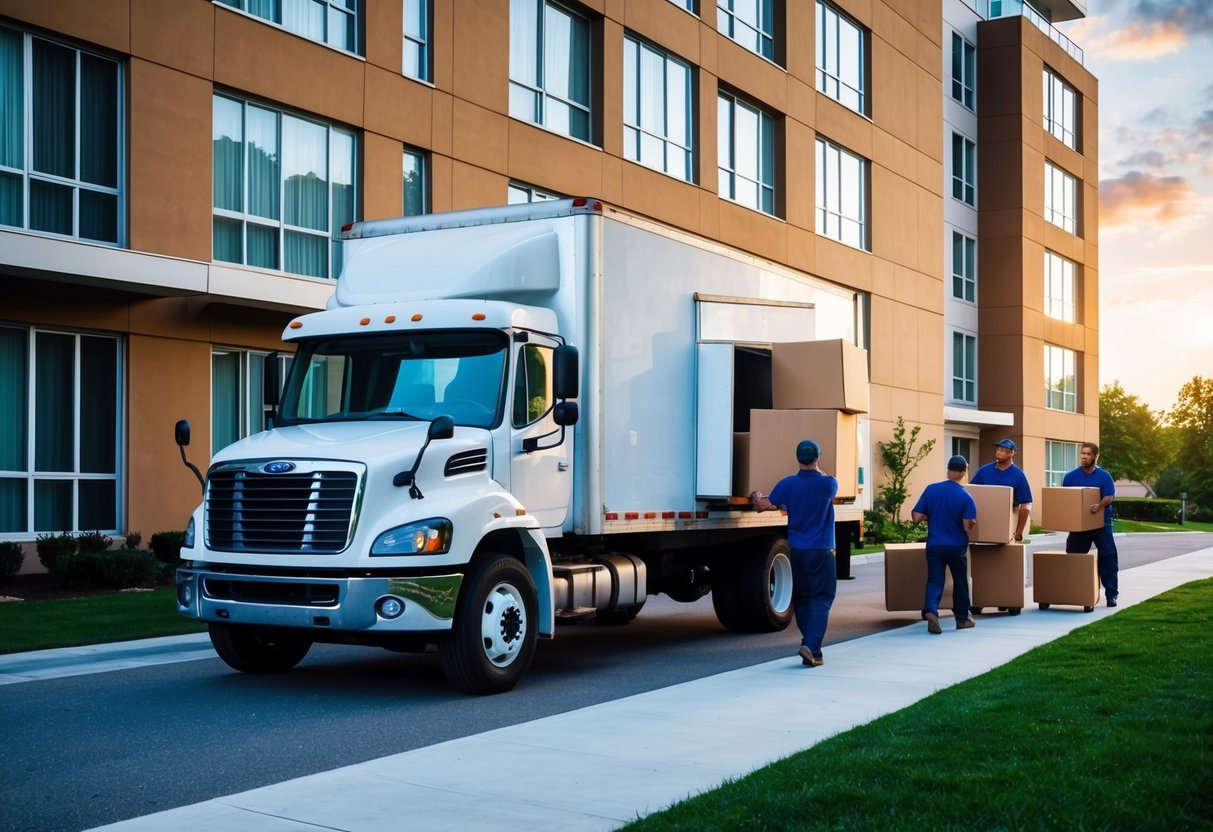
[[1099, 171, 1196, 227]]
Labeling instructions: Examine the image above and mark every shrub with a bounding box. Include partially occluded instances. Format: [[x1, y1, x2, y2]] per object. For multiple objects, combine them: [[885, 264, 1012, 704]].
[[55, 548, 158, 590], [125, 530, 143, 550], [863, 510, 927, 545], [1114, 498, 1180, 524], [75, 531, 113, 553], [36, 532, 77, 572], [0, 541, 24, 580], [149, 531, 186, 565]]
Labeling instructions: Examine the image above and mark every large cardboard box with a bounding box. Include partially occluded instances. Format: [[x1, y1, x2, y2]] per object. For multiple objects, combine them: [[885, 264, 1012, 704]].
[[884, 542, 965, 612], [1032, 550, 1100, 609], [970, 543, 1025, 609], [771, 339, 869, 413], [738, 409, 858, 498], [964, 484, 1016, 543], [1041, 487, 1105, 532]]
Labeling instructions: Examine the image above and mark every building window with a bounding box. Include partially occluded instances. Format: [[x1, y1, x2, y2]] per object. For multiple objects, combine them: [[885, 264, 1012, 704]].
[[952, 132, 976, 206], [718, 92, 775, 215], [951, 437, 973, 465], [670, 0, 696, 11], [212, 94, 356, 280], [624, 35, 693, 182], [212, 349, 289, 454], [1044, 250, 1076, 322], [1045, 161, 1077, 233], [218, 0, 357, 52], [815, 136, 868, 249], [403, 148, 427, 216], [1045, 439, 1079, 486], [508, 182, 561, 203], [1043, 67, 1077, 150], [952, 231, 976, 303], [717, 0, 774, 60], [0, 325, 121, 535], [509, 0, 593, 144], [404, 0, 431, 81], [951, 32, 976, 110], [0, 25, 124, 245], [1045, 343, 1077, 412], [952, 331, 976, 404], [816, 2, 866, 115]]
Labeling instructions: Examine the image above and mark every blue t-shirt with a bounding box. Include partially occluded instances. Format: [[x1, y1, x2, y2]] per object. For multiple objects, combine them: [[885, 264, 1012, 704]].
[[970, 462, 1033, 506], [1062, 465, 1116, 526], [769, 469, 838, 550], [912, 480, 978, 547]]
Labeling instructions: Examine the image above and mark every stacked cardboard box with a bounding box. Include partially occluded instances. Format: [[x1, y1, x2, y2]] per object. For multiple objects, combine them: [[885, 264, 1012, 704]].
[[1032, 550, 1099, 610], [771, 339, 869, 413], [1041, 487, 1104, 532], [964, 484, 1016, 543], [969, 543, 1025, 610], [883, 542, 965, 612]]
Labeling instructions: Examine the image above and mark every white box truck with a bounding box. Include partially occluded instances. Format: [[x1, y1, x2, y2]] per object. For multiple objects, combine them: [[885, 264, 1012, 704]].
[[174, 198, 869, 693]]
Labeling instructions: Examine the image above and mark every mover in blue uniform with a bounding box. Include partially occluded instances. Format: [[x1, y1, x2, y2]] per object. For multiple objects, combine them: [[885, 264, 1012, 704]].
[[1063, 441, 1118, 606], [970, 438, 1033, 542], [750, 439, 838, 667], [911, 455, 978, 634]]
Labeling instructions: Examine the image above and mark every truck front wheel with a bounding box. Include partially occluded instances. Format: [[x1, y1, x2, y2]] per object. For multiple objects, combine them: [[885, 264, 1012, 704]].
[[208, 623, 312, 673], [440, 553, 538, 695]]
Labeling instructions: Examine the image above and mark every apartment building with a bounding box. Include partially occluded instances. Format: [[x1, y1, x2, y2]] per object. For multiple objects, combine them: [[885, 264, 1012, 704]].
[[0, 0, 1097, 553]]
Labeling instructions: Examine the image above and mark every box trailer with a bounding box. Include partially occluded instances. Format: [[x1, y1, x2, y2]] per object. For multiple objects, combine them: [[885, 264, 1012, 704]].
[[175, 198, 869, 693]]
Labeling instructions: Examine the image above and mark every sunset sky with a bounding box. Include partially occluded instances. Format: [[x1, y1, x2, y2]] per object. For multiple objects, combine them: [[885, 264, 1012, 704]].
[[1058, 1, 1213, 413]]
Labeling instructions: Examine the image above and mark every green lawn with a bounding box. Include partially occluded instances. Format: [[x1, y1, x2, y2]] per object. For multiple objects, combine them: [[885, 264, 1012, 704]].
[[0, 589, 206, 654], [621, 577, 1213, 831]]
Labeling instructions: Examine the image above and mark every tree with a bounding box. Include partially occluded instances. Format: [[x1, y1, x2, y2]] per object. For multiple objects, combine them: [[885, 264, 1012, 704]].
[[875, 417, 935, 523], [1167, 376, 1213, 510], [1098, 381, 1170, 483]]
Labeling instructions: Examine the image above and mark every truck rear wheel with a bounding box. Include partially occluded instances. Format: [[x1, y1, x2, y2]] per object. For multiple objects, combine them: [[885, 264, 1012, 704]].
[[712, 538, 795, 632], [208, 623, 312, 673], [439, 553, 537, 695]]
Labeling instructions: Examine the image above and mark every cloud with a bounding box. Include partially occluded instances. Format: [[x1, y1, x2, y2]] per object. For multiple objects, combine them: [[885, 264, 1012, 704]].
[[1078, 1, 1213, 59], [1099, 171, 1198, 227]]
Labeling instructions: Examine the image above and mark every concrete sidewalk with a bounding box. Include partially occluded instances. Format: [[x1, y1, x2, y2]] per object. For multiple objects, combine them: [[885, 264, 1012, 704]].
[[82, 547, 1213, 832]]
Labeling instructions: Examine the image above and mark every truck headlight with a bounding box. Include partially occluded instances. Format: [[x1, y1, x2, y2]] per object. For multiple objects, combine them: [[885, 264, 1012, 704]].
[[371, 518, 453, 556], [183, 517, 195, 549]]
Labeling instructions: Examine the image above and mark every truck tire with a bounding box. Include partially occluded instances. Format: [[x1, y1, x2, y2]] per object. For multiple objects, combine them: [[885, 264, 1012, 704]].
[[439, 553, 537, 695], [208, 623, 312, 674], [713, 538, 794, 632]]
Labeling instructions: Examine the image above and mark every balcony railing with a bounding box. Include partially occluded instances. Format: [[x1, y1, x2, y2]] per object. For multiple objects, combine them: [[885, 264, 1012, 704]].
[[967, 0, 1085, 64]]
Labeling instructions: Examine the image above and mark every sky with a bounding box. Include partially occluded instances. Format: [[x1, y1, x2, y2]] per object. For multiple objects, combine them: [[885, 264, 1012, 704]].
[[1056, 0, 1213, 413]]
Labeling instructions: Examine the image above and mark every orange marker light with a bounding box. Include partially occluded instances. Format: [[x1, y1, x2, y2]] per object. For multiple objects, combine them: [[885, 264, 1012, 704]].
[[472, 313, 486, 321], [359, 317, 371, 326], [384, 315, 396, 323], [411, 313, 423, 322], [289, 321, 303, 329]]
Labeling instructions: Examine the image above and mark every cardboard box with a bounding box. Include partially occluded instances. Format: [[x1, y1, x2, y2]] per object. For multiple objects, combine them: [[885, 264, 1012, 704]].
[[771, 339, 869, 413], [883, 542, 966, 612], [738, 409, 858, 498], [1041, 487, 1105, 532], [1032, 550, 1100, 609], [964, 484, 1016, 543], [969, 543, 1025, 609]]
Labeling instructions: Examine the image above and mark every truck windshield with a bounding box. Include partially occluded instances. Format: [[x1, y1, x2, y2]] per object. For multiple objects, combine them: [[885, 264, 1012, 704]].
[[276, 330, 508, 428]]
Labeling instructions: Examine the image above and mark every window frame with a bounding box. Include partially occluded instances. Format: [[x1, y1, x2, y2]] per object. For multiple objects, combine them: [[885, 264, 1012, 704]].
[[508, 0, 595, 145], [508, 182, 562, 203], [815, 135, 869, 250], [623, 34, 694, 182], [816, 1, 867, 115], [1043, 66, 1077, 150], [717, 0, 775, 61], [1045, 439, 1079, 486], [951, 330, 977, 405], [403, 0, 432, 82], [1044, 343, 1078, 413], [1044, 160, 1078, 234], [211, 348, 291, 455], [952, 230, 976, 303], [0, 25, 126, 246], [1044, 249, 1076, 322], [217, 0, 360, 54], [717, 91, 776, 216], [951, 31, 976, 111], [0, 324, 123, 537], [403, 146, 428, 216], [951, 131, 976, 206], [512, 343, 556, 428]]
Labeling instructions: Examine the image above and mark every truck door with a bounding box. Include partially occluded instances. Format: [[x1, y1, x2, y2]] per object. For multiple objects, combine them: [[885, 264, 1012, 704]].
[[509, 334, 571, 529]]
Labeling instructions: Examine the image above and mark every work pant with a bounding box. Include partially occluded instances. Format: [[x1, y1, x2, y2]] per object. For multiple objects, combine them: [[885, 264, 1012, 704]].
[[1066, 526, 1119, 598], [922, 544, 972, 620], [790, 547, 837, 654]]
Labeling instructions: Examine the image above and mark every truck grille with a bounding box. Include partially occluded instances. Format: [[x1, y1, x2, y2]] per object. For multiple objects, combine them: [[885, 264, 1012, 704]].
[[206, 465, 361, 554]]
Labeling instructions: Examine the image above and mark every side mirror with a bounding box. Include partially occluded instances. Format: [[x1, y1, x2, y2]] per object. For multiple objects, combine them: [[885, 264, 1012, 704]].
[[553, 401, 578, 426], [429, 414, 455, 440], [175, 419, 191, 447], [263, 352, 281, 407], [553, 345, 579, 400]]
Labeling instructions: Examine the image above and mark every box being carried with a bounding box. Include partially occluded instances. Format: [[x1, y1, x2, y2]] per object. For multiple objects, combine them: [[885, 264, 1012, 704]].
[[771, 339, 869, 413], [964, 484, 1015, 543], [969, 542, 1025, 611], [1032, 550, 1099, 610], [736, 409, 858, 499], [1041, 487, 1104, 532], [884, 542, 964, 612]]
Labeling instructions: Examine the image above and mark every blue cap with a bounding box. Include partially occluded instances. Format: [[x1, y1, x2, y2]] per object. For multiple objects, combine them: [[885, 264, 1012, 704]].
[[947, 455, 969, 472], [796, 439, 821, 464], [995, 439, 1017, 450]]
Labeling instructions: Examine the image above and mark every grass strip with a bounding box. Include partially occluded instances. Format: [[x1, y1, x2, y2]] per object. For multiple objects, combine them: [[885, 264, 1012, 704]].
[[0, 590, 207, 654], [622, 578, 1213, 832]]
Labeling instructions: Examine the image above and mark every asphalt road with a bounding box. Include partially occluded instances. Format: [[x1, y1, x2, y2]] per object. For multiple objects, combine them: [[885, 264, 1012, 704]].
[[1, 532, 1208, 832]]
